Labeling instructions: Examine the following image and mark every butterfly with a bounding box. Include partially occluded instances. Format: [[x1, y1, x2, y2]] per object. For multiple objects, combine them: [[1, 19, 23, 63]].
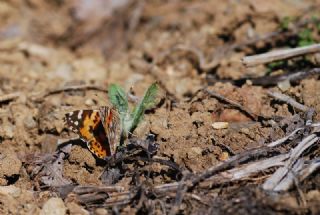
[[64, 106, 121, 160]]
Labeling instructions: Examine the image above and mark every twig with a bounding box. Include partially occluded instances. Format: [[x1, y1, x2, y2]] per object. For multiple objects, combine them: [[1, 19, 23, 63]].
[[190, 146, 276, 188], [305, 108, 315, 125], [73, 185, 124, 194], [267, 128, 303, 147], [0, 92, 21, 103], [169, 173, 189, 215], [242, 43, 320, 67], [274, 158, 306, 192], [298, 158, 320, 181], [204, 88, 260, 121], [199, 153, 288, 188], [268, 91, 310, 112], [127, 156, 181, 172], [292, 167, 307, 207], [185, 193, 207, 205], [104, 191, 133, 206], [214, 141, 236, 156], [263, 134, 319, 191], [249, 68, 320, 86], [222, 154, 289, 181]]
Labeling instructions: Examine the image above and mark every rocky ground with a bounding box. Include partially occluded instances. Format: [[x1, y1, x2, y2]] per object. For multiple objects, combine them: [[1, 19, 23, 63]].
[[0, 0, 319, 214]]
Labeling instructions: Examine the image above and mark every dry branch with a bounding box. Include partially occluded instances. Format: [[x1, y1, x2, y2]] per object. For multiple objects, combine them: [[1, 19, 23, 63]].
[[267, 128, 303, 147], [169, 173, 189, 215], [263, 133, 319, 191], [242, 43, 320, 67], [268, 91, 310, 112], [221, 154, 288, 181], [248, 68, 320, 87]]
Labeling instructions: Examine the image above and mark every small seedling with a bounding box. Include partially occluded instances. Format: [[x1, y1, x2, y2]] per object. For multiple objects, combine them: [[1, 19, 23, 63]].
[[298, 28, 314, 47], [108, 83, 159, 141], [279, 16, 295, 31]]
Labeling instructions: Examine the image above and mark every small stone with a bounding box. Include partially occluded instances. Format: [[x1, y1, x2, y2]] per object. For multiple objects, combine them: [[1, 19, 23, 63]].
[[41, 134, 58, 153], [306, 190, 320, 201], [0, 185, 21, 197], [53, 63, 73, 81], [69, 145, 96, 168], [191, 147, 203, 155], [212, 122, 229, 129], [277, 80, 291, 92], [24, 115, 37, 129], [95, 208, 109, 215], [0, 150, 22, 183], [40, 197, 66, 215], [240, 128, 250, 135], [85, 99, 95, 106], [0, 178, 7, 186], [218, 152, 229, 161], [2, 124, 14, 138], [246, 79, 253, 85], [66, 202, 89, 215], [187, 147, 202, 159], [133, 119, 150, 137]]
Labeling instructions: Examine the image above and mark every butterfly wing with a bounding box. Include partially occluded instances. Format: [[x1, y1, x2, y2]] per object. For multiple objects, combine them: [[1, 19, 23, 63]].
[[64, 109, 112, 159], [99, 107, 121, 155]]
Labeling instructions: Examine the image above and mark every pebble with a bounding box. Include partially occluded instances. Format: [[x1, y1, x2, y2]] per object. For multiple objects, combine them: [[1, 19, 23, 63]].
[[40, 198, 66, 215], [0, 185, 21, 197], [212, 122, 229, 129], [95, 208, 109, 215]]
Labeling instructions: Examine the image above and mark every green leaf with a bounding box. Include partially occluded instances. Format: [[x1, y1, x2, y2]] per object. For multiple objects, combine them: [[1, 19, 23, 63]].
[[280, 16, 291, 30], [129, 83, 158, 132], [298, 29, 314, 47], [139, 83, 159, 109], [108, 84, 128, 115]]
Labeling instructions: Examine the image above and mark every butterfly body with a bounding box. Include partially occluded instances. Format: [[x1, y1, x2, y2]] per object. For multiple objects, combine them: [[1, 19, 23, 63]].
[[64, 107, 120, 159]]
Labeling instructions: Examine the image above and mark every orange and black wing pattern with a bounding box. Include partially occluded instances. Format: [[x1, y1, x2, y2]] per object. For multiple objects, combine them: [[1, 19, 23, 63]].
[[64, 109, 113, 159], [99, 107, 121, 156]]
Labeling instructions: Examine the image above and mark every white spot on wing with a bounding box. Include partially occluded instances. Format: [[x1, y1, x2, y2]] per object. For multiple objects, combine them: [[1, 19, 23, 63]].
[[77, 110, 83, 119], [74, 121, 79, 126]]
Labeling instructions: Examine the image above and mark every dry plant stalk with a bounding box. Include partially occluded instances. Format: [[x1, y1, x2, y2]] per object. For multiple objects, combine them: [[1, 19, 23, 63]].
[[242, 43, 320, 67]]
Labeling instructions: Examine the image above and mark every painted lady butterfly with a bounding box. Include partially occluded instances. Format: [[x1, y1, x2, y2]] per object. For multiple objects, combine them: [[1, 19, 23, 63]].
[[64, 106, 121, 159]]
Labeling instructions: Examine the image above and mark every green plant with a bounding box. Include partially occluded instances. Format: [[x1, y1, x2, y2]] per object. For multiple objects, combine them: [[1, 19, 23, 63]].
[[108, 83, 159, 140], [265, 60, 286, 74], [298, 28, 314, 46], [280, 16, 294, 30]]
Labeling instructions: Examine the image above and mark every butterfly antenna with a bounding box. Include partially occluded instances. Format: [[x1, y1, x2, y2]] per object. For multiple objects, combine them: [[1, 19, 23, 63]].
[[127, 87, 140, 104]]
